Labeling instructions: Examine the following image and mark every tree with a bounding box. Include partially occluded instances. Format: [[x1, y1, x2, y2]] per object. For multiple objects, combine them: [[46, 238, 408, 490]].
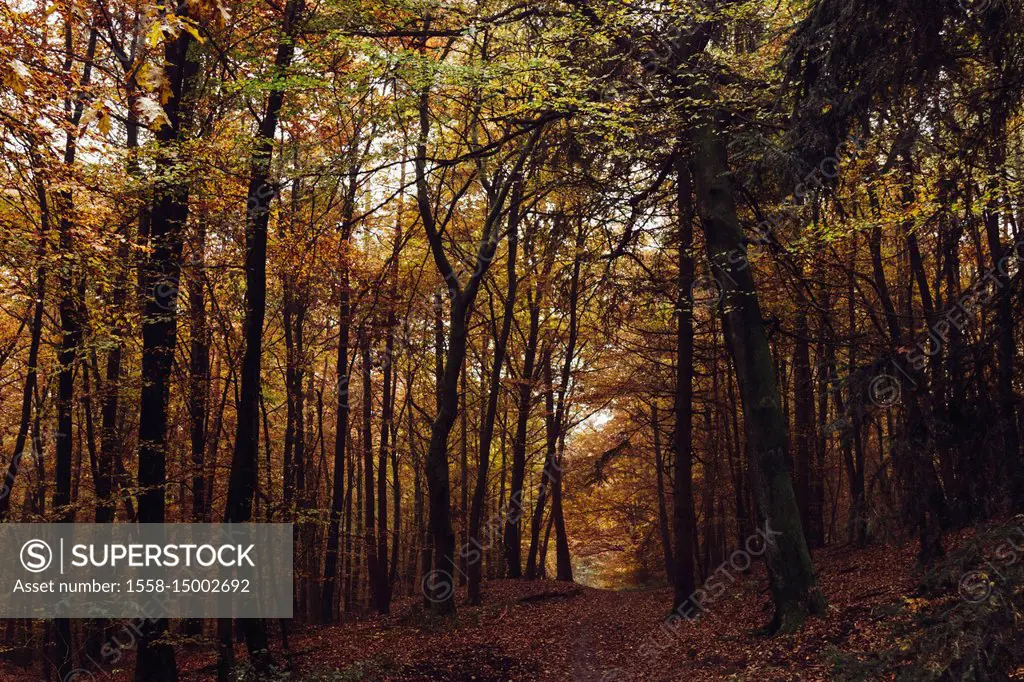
[[221, 0, 304, 674]]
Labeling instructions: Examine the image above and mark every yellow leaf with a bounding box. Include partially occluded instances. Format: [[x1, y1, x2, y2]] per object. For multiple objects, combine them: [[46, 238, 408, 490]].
[[3, 59, 30, 94], [97, 107, 112, 135], [179, 18, 204, 44], [146, 22, 164, 48]]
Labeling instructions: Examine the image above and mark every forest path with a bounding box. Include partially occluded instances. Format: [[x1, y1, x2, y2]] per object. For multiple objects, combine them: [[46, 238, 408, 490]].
[[267, 541, 915, 681]]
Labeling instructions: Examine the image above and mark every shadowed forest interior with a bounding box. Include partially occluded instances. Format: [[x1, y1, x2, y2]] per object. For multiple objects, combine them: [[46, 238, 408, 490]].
[[1, 0, 1024, 679]]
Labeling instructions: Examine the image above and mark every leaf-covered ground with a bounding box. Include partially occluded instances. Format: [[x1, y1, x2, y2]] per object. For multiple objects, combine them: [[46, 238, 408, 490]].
[[274, 541, 918, 681], [7, 523, 1024, 681]]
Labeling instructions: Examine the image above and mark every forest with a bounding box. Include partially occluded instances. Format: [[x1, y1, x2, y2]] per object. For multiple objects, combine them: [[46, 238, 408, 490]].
[[1, 0, 1023, 679]]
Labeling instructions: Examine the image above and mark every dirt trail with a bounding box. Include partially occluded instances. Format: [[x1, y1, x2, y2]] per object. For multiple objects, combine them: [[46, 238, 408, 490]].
[[275, 541, 915, 681]]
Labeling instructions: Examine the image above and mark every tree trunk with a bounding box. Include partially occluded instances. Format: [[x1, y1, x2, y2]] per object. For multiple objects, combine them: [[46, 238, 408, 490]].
[[459, 365, 469, 587], [188, 218, 209, 522], [687, 103, 824, 633], [133, 10, 199, 678], [220, 0, 303, 673], [322, 167, 357, 622], [525, 350, 557, 580], [378, 311, 395, 611], [503, 275, 540, 579], [672, 158, 698, 611], [548, 224, 583, 585], [793, 285, 819, 547], [652, 402, 674, 583], [413, 77, 539, 611], [468, 184, 520, 603], [361, 328, 387, 612]]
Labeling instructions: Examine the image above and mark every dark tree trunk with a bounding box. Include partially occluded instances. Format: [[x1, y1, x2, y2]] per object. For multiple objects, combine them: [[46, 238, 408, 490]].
[[50, 27, 99, 678], [843, 235, 868, 546], [361, 328, 387, 612], [220, 1, 302, 674], [810, 278, 828, 547], [422, 297, 466, 609], [548, 225, 583, 585], [353, 437, 363, 610], [459, 365, 469, 587], [410, 388, 428, 593], [343, 424, 356, 613], [135, 10, 197, 680], [672, 158, 698, 611], [495, 414, 508, 578], [503, 273, 540, 579], [525, 351, 557, 580], [188, 219, 209, 522], [413, 77, 539, 611], [322, 167, 357, 622], [468, 184, 520, 603], [377, 314, 395, 612], [390, 408, 401, 586], [688, 103, 824, 633], [652, 402, 674, 582], [550, 442, 572, 582], [793, 286, 819, 547]]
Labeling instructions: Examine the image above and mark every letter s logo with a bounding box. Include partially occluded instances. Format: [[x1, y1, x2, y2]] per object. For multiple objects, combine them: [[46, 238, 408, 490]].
[[21, 539, 52, 573]]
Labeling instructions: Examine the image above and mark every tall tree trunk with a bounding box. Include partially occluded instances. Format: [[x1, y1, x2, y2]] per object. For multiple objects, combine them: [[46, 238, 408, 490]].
[[343, 424, 356, 613], [410, 387, 428, 593], [550, 437, 572, 582], [390, 408, 401, 586], [386, 185, 405, 589], [188, 219, 209, 522], [135, 8, 197, 679], [459, 365, 469, 587], [353, 435, 363, 610], [793, 284, 819, 547], [843, 233, 868, 546], [220, 1, 303, 674], [687, 103, 824, 633], [525, 350, 557, 580], [503, 273, 540, 579], [672, 158, 698, 611], [653, 402, 674, 583], [361, 328, 387, 612], [377, 314, 395, 612], [413, 75, 539, 611], [50, 26, 99, 678], [549, 224, 583, 584], [468, 184, 520, 603], [322, 166, 357, 622]]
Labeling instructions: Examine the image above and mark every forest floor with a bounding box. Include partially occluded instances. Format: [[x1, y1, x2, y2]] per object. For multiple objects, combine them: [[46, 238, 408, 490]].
[[268, 540, 918, 681], [4, 520, 1023, 681]]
